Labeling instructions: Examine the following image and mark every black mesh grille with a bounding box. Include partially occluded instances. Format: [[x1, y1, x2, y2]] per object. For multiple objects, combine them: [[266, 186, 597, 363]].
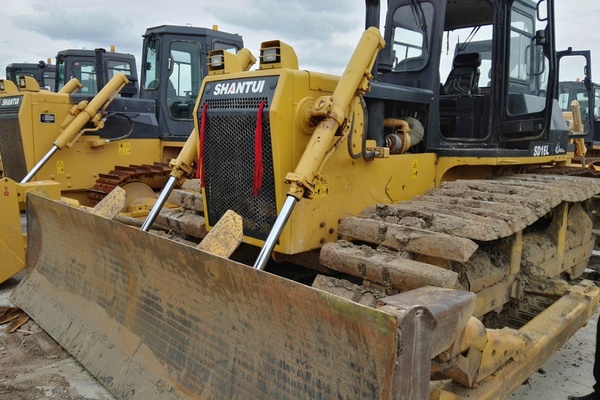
[[201, 95, 277, 240], [0, 103, 26, 180]]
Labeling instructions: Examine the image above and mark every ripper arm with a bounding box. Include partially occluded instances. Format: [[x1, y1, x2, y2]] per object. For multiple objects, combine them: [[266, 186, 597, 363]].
[[253, 27, 385, 269], [22, 73, 130, 183]]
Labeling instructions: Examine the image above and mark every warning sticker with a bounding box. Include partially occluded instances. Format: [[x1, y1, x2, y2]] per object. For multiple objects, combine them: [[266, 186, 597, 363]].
[[119, 142, 131, 155]]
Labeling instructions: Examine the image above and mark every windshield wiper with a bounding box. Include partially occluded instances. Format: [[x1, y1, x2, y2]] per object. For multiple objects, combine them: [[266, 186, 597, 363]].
[[409, 0, 430, 53]]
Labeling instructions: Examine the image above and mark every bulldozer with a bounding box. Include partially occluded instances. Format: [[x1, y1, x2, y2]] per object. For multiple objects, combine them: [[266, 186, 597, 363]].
[[5, 59, 56, 91], [0, 25, 244, 283], [10, 0, 600, 399], [5, 46, 138, 94], [557, 49, 600, 160], [54, 46, 138, 96]]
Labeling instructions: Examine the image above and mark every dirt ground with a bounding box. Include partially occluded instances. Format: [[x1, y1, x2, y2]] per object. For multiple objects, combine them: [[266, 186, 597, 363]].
[[0, 273, 115, 400], [0, 271, 597, 400], [510, 309, 598, 400]]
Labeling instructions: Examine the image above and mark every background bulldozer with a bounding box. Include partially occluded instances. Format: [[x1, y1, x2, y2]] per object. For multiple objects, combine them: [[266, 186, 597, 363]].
[[5, 45, 138, 94], [10, 0, 600, 399], [0, 25, 244, 283], [5, 59, 56, 91], [557, 49, 600, 159]]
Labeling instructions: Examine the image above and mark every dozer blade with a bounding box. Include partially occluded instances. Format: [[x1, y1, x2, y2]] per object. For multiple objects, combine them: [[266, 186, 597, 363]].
[[0, 178, 61, 284], [196, 209, 243, 258], [11, 193, 477, 400], [0, 178, 25, 283], [89, 186, 127, 218]]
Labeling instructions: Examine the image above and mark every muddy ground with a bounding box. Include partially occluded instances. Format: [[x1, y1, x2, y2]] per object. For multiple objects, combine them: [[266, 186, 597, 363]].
[[0, 270, 597, 400]]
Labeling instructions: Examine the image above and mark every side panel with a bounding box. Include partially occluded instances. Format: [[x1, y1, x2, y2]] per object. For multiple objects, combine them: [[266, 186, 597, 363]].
[[13, 194, 406, 400]]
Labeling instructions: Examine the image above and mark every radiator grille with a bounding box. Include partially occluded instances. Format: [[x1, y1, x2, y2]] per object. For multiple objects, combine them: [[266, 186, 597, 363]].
[[201, 93, 277, 240], [0, 104, 26, 180]]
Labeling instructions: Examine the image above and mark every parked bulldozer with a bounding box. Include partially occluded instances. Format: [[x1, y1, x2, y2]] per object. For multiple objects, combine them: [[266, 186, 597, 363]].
[[0, 25, 244, 283], [54, 46, 138, 96], [5, 59, 56, 91], [560, 80, 600, 142], [5, 46, 137, 94], [10, 0, 600, 399]]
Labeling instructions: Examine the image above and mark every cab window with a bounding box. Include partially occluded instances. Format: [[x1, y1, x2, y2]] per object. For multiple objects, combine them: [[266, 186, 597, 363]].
[[391, 2, 434, 72], [167, 41, 202, 120], [143, 38, 161, 90], [506, 4, 549, 116]]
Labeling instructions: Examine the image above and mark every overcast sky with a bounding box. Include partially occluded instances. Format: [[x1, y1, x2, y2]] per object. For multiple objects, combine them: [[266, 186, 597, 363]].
[[2, 0, 599, 80]]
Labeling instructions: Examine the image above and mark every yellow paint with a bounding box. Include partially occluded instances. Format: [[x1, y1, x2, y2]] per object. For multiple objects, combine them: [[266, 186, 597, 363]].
[[0, 178, 61, 283], [0, 178, 24, 283], [37, 136, 163, 192], [431, 281, 600, 399], [435, 154, 569, 184], [197, 209, 243, 258], [9, 88, 178, 195], [201, 68, 438, 254]]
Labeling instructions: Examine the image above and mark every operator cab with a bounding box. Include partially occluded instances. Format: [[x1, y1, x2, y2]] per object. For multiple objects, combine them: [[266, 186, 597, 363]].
[[140, 25, 244, 140], [55, 48, 138, 96], [6, 61, 56, 91], [367, 0, 573, 158]]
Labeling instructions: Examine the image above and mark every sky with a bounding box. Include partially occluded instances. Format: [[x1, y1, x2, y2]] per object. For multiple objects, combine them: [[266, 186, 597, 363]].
[[1, 0, 599, 81]]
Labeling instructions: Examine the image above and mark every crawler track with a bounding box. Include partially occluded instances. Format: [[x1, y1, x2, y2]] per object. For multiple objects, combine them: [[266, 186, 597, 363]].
[[86, 162, 172, 206], [320, 173, 600, 322]]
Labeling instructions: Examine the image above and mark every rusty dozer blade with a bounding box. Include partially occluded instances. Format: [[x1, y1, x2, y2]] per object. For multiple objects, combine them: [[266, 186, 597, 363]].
[[12, 193, 479, 399]]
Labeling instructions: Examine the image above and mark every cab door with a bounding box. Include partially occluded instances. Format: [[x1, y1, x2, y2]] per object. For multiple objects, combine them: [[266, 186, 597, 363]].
[[557, 49, 593, 143], [499, 0, 557, 144]]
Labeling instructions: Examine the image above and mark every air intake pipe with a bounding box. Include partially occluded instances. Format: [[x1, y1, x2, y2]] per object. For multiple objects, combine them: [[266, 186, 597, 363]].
[[383, 117, 425, 154]]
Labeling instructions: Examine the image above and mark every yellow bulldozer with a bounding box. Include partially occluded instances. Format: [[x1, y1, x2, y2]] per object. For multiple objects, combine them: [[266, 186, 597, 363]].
[[9, 0, 600, 399], [0, 25, 245, 283]]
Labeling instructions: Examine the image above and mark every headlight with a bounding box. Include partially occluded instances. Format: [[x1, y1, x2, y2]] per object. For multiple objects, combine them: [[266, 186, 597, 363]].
[[261, 47, 279, 63], [210, 53, 224, 69], [258, 41, 298, 70]]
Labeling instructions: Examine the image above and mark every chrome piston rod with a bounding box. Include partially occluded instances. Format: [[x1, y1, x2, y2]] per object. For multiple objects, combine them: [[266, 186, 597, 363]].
[[253, 195, 298, 270], [21, 146, 59, 183], [140, 176, 178, 232]]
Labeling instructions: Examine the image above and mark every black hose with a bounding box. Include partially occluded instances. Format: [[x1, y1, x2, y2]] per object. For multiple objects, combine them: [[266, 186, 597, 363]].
[[101, 112, 134, 143], [347, 97, 377, 160]]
